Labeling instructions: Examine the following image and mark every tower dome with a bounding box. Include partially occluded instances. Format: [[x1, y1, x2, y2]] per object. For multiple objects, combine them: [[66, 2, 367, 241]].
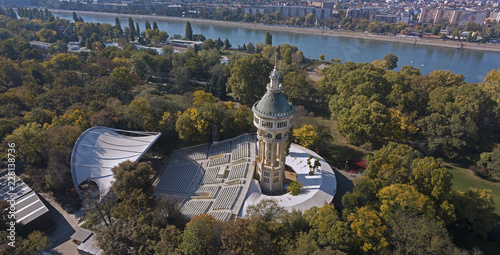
[[252, 65, 295, 118]]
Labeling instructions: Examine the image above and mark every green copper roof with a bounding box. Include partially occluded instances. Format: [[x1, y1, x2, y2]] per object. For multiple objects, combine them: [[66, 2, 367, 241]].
[[253, 91, 295, 118]]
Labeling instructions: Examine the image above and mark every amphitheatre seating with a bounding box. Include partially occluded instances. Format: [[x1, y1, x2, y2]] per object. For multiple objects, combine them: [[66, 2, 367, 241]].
[[211, 185, 241, 210], [208, 140, 232, 157], [232, 133, 250, 145], [228, 163, 248, 180], [195, 185, 220, 199], [180, 200, 212, 219], [208, 154, 231, 167], [208, 211, 232, 222], [201, 167, 224, 184], [169, 144, 208, 163], [232, 142, 249, 160], [155, 162, 201, 193]]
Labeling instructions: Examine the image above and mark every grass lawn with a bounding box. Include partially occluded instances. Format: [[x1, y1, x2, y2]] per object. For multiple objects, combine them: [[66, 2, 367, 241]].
[[445, 163, 500, 216]]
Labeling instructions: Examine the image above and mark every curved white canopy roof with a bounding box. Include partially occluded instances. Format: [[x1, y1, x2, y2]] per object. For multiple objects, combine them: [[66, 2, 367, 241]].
[[71, 127, 161, 198], [240, 143, 337, 215]]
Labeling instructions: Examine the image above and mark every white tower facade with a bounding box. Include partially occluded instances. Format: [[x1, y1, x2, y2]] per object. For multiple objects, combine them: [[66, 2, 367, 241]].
[[252, 65, 295, 194]]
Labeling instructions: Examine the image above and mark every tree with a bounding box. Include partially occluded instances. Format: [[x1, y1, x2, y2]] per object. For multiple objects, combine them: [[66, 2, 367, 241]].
[[466, 31, 472, 42], [481, 68, 500, 103], [452, 188, 496, 238], [175, 108, 209, 144], [293, 124, 319, 149], [347, 206, 388, 252], [155, 225, 182, 254], [181, 214, 222, 255], [185, 21, 193, 41], [111, 160, 154, 200], [336, 100, 390, 146], [128, 17, 135, 42], [207, 64, 230, 100], [265, 31, 272, 45], [371, 59, 389, 69], [72, 12, 79, 23], [153, 21, 158, 30], [193, 90, 218, 107], [227, 54, 272, 104], [384, 53, 398, 70], [287, 181, 303, 195], [319, 54, 325, 61], [477, 151, 500, 181], [17, 231, 50, 255], [224, 38, 231, 49], [45, 53, 81, 71], [2, 123, 45, 166], [246, 199, 284, 222], [377, 184, 436, 221], [246, 42, 255, 52], [304, 204, 352, 250], [385, 211, 466, 255], [431, 25, 441, 35], [114, 17, 122, 31]]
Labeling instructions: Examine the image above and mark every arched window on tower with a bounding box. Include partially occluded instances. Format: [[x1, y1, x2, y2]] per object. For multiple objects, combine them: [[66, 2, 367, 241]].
[[276, 133, 282, 140]]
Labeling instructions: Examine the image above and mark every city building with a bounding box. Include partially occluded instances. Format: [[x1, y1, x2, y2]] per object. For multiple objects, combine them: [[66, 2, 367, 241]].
[[419, 8, 489, 25]]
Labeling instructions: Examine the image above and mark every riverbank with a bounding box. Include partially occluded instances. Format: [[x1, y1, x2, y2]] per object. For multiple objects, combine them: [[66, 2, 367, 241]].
[[51, 9, 500, 53]]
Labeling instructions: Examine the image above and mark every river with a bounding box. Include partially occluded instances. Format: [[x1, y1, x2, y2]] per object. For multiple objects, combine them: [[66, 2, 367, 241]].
[[53, 11, 500, 83]]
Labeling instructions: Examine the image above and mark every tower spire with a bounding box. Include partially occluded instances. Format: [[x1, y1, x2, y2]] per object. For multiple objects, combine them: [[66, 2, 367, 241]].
[[269, 52, 281, 91]]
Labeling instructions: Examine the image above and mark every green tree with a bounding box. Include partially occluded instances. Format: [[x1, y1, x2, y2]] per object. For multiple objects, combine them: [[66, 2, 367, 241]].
[[246, 199, 284, 222], [319, 54, 325, 61], [227, 54, 272, 104], [224, 38, 231, 49], [304, 204, 352, 250], [452, 188, 496, 238], [114, 17, 122, 31], [477, 151, 500, 181], [282, 71, 312, 104], [287, 181, 303, 195], [111, 160, 154, 200], [431, 25, 441, 35], [181, 214, 222, 255], [385, 211, 466, 255], [481, 68, 500, 103], [2, 123, 45, 166], [17, 231, 50, 255], [207, 64, 229, 100], [384, 53, 398, 70], [128, 17, 135, 42], [155, 225, 182, 254], [185, 21, 193, 41], [265, 31, 272, 45]]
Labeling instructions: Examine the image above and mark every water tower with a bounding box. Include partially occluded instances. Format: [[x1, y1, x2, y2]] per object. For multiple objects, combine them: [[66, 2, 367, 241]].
[[252, 63, 295, 194]]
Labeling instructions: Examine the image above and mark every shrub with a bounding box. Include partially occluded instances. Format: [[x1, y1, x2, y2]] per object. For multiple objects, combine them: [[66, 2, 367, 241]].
[[287, 181, 303, 196]]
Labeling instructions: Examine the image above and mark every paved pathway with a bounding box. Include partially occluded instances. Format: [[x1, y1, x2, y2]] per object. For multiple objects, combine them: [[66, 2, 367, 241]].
[[331, 169, 360, 212], [39, 193, 83, 255]]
